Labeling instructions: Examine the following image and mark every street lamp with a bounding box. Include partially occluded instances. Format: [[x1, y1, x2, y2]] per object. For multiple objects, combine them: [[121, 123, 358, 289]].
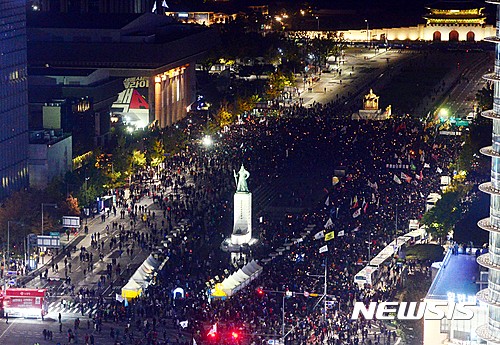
[[85, 177, 90, 224], [41, 203, 58, 237], [365, 19, 369, 48], [316, 16, 319, 30], [40, 203, 57, 265], [4, 221, 24, 290], [202, 135, 213, 147]]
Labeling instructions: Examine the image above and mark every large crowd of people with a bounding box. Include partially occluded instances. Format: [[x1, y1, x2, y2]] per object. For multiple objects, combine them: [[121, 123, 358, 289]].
[[81, 107, 469, 345]]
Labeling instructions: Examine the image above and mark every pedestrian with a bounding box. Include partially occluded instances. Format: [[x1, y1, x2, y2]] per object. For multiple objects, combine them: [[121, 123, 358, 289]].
[[5, 312, 8, 324]]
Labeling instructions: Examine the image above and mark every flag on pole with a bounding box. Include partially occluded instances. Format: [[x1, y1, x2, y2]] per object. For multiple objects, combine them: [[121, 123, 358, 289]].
[[207, 323, 217, 337], [351, 195, 358, 209], [424, 163, 430, 168], [319, 245, 328, 253], [325, 196, 330, 206], [437, 167, 443, 174], [162, 0, 169, 8], [180, 321, 188, 328], [314, 230, 325, 240], [363, 201, 369, 214], [338, 230, 345, 237], [401, 172, 411, 183], [353, 208, 361, 218], [152, 1, 157, 12], [325, 231, 335, 241], [193, 338, 197, 345], [324, 218, 333, 229], [353, 225, 360, 232], [393, 174, 402, 185]]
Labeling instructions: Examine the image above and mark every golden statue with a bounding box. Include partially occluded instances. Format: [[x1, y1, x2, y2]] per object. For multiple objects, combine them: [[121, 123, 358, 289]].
[[363, 89, 379, 110]]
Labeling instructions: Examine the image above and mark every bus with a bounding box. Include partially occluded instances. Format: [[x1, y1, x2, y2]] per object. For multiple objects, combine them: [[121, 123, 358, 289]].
[[354, 266, 379, 287], [1, 288, 48, 318]]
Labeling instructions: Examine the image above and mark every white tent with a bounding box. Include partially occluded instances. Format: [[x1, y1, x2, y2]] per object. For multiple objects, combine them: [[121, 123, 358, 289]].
[[232, 269, 249, 283], [145, 255, 160, 269], [122, 278, 143, 300], [215, 260, 263, 297]]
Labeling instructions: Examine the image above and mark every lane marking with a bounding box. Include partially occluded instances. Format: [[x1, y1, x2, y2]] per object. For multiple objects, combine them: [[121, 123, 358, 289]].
[[0, 318, 17, 339]]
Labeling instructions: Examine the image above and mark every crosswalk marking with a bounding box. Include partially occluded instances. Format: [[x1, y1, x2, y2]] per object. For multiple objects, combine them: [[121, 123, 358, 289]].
[[47, 301, 100, 315]]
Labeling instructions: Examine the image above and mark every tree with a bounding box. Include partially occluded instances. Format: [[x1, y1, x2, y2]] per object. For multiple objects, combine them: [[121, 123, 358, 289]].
[[150, 139, 165, 167], [213, 102, 235, 128], [235, 95, 261, 116], [266, 69, 294, 101], [421, 185, 471, 241], [132, 150, 147, 168], [59, 195, 81, 216], [476, 83, 493, 111]]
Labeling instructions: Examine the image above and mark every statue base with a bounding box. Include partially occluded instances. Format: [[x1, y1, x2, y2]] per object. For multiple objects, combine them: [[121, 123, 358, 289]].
[[221, 236, 258, 253]]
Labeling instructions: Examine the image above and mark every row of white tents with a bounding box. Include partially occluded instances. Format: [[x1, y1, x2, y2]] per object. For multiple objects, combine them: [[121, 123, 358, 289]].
[[121, 254, 162, 300], [211, 260, 263, 298]]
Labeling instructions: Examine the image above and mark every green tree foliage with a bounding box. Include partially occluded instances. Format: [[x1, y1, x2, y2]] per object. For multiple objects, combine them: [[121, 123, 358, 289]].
[[132, 150, 147, 168], [213, 102, 235, 127], [458, 115, 492, 173], [421, 185, 471, 241], [476, 83, 493, 111], [266, 69, 294, 101], [235, 95, 261, 116], [149, 139, 165, 167], [162, 127, 187, 157]]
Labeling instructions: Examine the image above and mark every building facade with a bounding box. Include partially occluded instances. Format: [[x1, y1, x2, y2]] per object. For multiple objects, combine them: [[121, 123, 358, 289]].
[[476, 1, 500, 343], [28, 130, 72, 189], [27, 12, 218, 135], [293, 2, 496, 42], [0, 0, 29, 199]]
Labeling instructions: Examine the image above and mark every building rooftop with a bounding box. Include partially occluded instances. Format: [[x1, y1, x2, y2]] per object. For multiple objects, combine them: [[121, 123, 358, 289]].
[[26, 12, 220, 75], [426, 250, 481, 300]]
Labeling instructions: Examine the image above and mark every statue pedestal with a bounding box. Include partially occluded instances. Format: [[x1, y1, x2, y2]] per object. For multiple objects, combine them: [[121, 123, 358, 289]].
[[233, 192, 252, 240], [222, 191, 257, 252]]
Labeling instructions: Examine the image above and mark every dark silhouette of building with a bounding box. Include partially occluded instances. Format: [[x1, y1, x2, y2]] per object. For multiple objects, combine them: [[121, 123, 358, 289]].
[[0, 0, 30, 199]]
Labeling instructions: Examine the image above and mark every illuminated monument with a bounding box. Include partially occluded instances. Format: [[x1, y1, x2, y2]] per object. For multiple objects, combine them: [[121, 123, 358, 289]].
[[294, 1, 495, 42], [351, 89, 391, 120], [476, 0, 500, 342], [222, 164, 257, 252]]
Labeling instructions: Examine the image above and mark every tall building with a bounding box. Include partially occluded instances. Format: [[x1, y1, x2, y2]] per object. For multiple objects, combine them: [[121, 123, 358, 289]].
[[476, 0, 500, 342], [0, 0, 29, 199]]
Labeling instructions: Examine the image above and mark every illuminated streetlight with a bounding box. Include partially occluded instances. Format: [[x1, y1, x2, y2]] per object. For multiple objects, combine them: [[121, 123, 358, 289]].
[[202, 136, 213, 147]]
